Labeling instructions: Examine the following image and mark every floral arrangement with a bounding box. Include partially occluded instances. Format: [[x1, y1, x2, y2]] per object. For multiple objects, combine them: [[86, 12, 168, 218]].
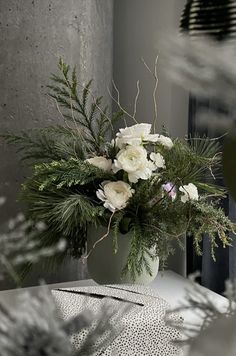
[[4, 59, 236, 279]]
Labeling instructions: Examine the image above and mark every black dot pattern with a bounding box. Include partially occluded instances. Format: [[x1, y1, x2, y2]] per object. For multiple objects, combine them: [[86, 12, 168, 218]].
[[52, 284, 182, 355]]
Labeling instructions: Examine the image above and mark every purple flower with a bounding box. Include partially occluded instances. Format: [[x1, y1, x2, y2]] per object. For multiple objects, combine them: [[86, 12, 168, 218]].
[[162, 182, 177, 201]]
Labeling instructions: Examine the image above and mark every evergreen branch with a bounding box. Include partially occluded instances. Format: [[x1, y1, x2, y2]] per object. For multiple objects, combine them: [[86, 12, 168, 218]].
[[122, 221, 155, 280], [33, 158, 113, 191], [188, 200, 235, 260], [196, 182, 226, 197], [20, 181, 101, 259], [2, 126, 86, 163], [48, 59, 123, 154], [51, 194, 105, 236]]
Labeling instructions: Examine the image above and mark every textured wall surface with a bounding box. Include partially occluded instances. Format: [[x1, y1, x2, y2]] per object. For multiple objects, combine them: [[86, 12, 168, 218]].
[[113, 0, 188, 276], [0, 0, 113, 289]]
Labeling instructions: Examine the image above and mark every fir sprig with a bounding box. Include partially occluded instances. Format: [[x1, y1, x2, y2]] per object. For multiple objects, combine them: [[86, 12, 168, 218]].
[[48, 58, 123, 154], [2, 126, 86, 163], [33, 158, 113, 191]]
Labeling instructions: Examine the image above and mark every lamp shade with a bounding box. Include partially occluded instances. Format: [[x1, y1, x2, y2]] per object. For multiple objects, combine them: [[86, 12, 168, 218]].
[[180, 0, 236, 40]]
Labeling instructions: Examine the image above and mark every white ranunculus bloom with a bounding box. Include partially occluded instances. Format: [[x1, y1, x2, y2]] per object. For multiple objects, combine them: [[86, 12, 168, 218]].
[[116, 123, 160, 148], [96, 181, 135, 212], [86, 156, 112, 171], [150, 152, 166, 169], [156, 135, 174, 150], [155, 135, 174, 149], [179, 183, 199, 203], [112, 145, 156, 183]]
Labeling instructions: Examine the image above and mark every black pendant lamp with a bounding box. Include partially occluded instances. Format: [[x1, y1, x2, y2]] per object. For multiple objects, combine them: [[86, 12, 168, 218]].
[[180, 0, 236, 41]]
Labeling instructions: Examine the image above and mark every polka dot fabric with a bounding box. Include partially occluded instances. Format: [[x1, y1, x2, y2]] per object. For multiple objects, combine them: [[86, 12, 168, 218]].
[[52, 284, 182, 355]]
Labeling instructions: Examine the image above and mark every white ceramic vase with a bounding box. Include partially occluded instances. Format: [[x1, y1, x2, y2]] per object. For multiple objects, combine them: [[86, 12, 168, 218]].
[[87, 226, 159, 285]]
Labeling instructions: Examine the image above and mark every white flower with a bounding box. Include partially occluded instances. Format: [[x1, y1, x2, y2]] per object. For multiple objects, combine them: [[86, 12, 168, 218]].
[[86, 156, 112, 171], [110, 139, 115, 147], [112, 145, 156, 183], [96, 181, 135, 212], [116, 123, 160, 148], [0, 196, 6, 207], [150, 152, 166, 169], [155, 135, 174, 149], [179, 183, 199, 203]]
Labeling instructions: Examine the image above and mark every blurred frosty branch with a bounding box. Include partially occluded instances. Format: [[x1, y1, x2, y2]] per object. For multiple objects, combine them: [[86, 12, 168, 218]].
[[0, 204, 66, 283], [163, 35, 236, 108], [0, 287, 125, 356], [167, 273, 236, 356], [163, 35, 236, 132], [0, 198, 127, 354]]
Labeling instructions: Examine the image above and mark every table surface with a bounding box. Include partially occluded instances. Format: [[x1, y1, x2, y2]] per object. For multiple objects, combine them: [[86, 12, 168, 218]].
[[0, 270, 228, 356], [0, 270, 227, 311]]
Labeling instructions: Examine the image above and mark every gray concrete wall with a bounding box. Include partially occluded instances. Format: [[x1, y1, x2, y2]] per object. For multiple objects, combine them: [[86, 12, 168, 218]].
[[113, 0, 188, 276], [113, 0, 188, 136], [0, 0, 114, 289]]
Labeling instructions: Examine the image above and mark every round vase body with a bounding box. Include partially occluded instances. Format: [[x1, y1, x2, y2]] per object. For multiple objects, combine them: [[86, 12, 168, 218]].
[[87, 226, 159, 285]]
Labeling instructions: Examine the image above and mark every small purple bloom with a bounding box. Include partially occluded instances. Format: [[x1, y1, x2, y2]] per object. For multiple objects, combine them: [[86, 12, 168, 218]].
[[162, 182, 177, 201]]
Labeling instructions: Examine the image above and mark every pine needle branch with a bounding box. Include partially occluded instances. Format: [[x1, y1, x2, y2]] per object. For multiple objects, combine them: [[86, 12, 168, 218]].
[[48, 58, 123, 154]]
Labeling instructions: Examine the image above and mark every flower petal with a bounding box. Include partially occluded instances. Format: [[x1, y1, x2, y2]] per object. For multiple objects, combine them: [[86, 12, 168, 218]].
[[96, 189, 106, 202]]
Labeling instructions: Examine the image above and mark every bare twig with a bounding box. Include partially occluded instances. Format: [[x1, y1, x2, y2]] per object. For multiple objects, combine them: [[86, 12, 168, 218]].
[[209, 165, 216, 180], [141, 55, 159, 133], [83, 211, 115, 261], [107, 80, 139, 124], [48, 95, 76, 136], [133, 80, 140, 119]]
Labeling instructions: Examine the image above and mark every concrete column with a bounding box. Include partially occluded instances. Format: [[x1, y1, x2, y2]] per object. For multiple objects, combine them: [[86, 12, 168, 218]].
[[0, 0, 113, 288]]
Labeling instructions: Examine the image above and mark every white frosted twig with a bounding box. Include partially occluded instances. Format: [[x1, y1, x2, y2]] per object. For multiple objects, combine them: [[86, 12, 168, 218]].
[[107, 80, 139, 124], [48, 95, 75, 135], [83, 211, 115, 261], [141, 55, 159, 133], [133, 80, 140, 119], [209, 166, 216, 180], [153, 55, 159, 133]]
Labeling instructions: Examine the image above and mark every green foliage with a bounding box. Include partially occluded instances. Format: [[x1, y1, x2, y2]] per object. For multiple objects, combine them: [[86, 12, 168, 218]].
[[223, 131, 236, 201], [3, 58, 235, 281], [2, 59, 124, 273], [2, 126, 86, 163], [188, 199, 235, 260], [161, 137, 220, 187], [48, 58, 123, 154], [122, 221, 156, 280], [33, 158, 113, 191], [21, 177, 106, 260]]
